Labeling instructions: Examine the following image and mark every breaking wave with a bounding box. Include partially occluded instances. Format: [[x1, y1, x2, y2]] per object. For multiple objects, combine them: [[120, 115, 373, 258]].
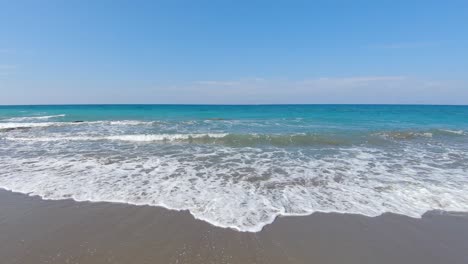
[[3, 114, 66, 122], [3, 130, 466, 147], [0, 113, 467, 232], [0, 145, 467, 232]]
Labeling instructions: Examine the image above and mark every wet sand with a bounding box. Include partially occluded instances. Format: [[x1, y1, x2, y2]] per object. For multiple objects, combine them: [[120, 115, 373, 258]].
[[1, 189, 467, 264]]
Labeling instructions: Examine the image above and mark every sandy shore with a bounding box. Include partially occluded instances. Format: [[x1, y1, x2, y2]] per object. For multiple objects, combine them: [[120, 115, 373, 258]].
[[0, 189, 467, 264]]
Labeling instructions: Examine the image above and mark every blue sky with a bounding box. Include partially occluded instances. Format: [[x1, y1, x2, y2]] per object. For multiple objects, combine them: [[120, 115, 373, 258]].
[[0, 0, 467, 104]]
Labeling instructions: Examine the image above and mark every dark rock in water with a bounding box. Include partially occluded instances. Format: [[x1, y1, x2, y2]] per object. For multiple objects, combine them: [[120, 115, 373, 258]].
[[207, 118, 226, 121], [72, 120, 84, 123]]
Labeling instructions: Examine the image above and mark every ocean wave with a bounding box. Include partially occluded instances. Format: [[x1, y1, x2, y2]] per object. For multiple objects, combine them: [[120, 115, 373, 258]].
[[374, 129, 466, 140], [437, 129, 465, 135], [0, 120, 156, 131], [0, 122, 64, 130], [1, 119, 465, 141], [0, 146, 467, 232], [4, 129, 467, 146], [106, 120, 155, 125], [3, 114, 66, 122], [3, 133, 351, 146], [106, 133, 228, 141], [3, 133, 229, 142], [374, 131, 433, 139]]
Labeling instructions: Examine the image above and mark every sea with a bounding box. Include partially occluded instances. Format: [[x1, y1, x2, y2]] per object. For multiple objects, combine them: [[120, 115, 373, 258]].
[[0, 104, 467, 232]]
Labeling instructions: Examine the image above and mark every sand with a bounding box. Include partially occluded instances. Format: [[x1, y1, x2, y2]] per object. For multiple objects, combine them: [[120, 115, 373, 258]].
[[0, 189, 467, 264]]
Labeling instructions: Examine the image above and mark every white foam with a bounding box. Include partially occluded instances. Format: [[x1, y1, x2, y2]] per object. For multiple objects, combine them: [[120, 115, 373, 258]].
[[0, 143, 467, 232], [95, 120, 155, 126], [107, 133, 228, 141], [374, 131, 433, 139], [0, 122, 62, 129], [439, 129, 465, 135], [4, 133, 229, 142], [3, 114, 66, 122], [0, 120, 156, 130]]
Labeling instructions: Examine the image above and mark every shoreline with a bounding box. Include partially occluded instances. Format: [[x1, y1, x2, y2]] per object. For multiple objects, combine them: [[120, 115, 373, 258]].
[[1, 189, 467, 263], [2, 187, 463, 233]]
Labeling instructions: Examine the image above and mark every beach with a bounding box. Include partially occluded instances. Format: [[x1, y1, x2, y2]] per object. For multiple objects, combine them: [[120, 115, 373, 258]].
[[1, 189, 467, 264], [1, 105, 468, 263], [3, 1, 468, 262], [1, 105, 468, 233]]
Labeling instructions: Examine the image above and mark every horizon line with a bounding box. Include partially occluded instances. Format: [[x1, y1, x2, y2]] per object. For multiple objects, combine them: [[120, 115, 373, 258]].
[[1, 103, 468, 107]]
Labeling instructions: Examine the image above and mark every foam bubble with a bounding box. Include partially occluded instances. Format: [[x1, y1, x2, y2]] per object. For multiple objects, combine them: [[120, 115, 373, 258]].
[[1, 117, 467, 232], [0, 141, 467, 232]]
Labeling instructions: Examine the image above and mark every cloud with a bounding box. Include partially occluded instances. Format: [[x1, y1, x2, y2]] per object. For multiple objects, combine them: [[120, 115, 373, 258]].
[[194, 80, 241, 86], [194, 78, 267, 87], [192, 76, 406, 90], [1, 76, 466, 105], [172, 76, 467, 104], [300, 76, 406, 87]]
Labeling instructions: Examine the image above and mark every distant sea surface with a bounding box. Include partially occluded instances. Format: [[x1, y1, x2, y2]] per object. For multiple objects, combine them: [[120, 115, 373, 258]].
[[1, 105, 467, 232]]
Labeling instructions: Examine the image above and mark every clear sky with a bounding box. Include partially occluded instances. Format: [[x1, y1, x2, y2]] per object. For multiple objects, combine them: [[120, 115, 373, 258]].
[[0, 0, 467, 105]]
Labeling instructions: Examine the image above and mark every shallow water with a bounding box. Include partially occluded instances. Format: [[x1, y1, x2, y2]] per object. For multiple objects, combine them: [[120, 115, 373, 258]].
[[1, 105, 467, 231]]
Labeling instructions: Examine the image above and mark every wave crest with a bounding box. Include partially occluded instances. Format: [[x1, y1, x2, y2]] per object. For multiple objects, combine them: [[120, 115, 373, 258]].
[[3, 133, 350, 146], [3, 114, 65, 122]]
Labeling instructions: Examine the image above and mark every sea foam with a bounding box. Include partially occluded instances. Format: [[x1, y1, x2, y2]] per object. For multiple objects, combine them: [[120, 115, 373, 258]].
[[1, 108, 467, 232], [3, 114, 66, 122], [0, 142, 467, 232], [3, 133, 229, 142]]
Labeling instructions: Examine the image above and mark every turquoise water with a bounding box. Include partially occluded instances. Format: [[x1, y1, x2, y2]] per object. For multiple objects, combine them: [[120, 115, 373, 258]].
[[1, 105, 467, 231], [1, 104, 468, 127]]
